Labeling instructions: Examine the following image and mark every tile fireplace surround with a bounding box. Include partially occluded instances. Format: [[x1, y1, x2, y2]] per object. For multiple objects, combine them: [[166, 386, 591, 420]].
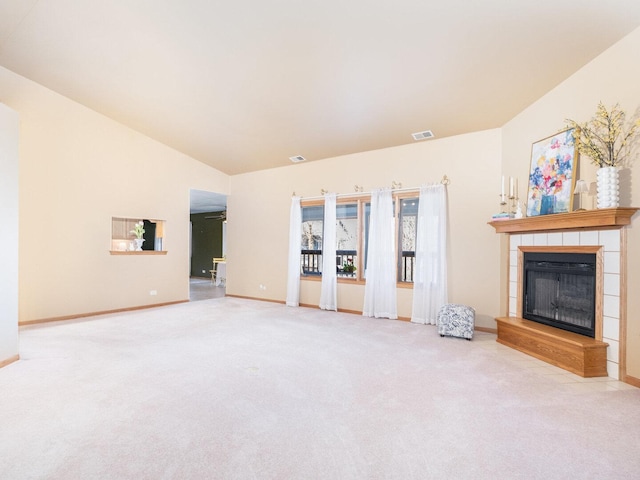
[[490, 208, 638, 380]]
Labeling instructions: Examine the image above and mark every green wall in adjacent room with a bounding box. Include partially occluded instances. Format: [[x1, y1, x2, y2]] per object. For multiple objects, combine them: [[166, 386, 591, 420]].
[[190, 213, 224, 278]]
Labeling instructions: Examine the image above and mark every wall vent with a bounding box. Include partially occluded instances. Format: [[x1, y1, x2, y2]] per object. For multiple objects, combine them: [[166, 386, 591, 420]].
[[289, 155, 306, 163], [411, 130, 434, 141]]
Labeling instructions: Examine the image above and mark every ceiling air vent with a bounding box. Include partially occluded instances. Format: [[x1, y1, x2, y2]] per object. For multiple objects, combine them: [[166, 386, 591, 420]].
[[411, 130, 434, 141], [289, 155, 306, 163]]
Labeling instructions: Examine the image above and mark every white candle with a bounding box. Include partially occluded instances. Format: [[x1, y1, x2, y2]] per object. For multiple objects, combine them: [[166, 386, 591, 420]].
[[509, 177, 514, 197], [501, 175, 505, 196], [515, 178, 518, 199]]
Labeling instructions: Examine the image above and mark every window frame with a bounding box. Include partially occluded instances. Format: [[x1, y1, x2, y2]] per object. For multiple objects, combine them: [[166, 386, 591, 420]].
[[300, 201, 324, 276], [397, 195, 419, 284], [300, 192, 418, 288]]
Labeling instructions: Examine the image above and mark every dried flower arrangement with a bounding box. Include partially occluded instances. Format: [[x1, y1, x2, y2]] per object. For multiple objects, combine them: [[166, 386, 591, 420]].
[[566, 102, 640, 168]]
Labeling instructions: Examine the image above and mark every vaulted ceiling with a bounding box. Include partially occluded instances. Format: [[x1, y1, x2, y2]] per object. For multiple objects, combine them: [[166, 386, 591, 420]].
[[2, 1, 640, 175]]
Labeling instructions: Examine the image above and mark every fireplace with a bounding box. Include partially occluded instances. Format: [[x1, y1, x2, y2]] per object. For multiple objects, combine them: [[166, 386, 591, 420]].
[[522, 252, 596, 338], [490, 208, 639, 379]]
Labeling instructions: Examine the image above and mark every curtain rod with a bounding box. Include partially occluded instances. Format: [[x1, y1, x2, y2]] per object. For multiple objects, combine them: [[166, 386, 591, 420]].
[[294, 175, 449, 200]]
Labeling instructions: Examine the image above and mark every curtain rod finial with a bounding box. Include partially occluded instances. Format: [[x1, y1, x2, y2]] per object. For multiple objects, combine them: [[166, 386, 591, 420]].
[[441, 175, 450, 185]]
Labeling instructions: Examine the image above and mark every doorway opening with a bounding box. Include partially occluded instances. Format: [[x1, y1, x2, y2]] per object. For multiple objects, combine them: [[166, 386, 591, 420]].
[[189, 189, 227, 301]]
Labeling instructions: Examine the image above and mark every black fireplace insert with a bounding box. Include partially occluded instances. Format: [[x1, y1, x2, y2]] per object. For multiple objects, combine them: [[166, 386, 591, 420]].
[[522, 252, 596, 338]]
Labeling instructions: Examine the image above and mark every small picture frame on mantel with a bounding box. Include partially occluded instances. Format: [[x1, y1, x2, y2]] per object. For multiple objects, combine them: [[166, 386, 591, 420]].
[[525, 128, 578, 216]]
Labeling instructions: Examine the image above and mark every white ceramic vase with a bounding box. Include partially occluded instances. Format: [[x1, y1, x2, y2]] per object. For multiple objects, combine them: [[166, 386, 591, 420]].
[[596, 166, 620, 209], [134, 238, 145, 251]]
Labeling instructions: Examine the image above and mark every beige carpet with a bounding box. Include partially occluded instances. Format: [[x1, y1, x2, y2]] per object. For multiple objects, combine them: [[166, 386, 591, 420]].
[[1, 297, 639, 479]]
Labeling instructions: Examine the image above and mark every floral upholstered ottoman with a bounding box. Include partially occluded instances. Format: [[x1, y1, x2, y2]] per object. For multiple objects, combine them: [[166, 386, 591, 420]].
[[437, 304, 475, 340]]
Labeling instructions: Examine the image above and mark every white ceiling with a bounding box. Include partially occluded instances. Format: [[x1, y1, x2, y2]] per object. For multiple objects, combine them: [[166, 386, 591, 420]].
[[190, 189, 226, 214], [2, 1, 640, 177]]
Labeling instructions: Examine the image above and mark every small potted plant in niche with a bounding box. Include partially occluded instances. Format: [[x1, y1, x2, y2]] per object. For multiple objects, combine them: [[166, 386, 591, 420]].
[[342, 259, 356, 276], [130, 221, 145, 251], [566, 102, 640, 208]]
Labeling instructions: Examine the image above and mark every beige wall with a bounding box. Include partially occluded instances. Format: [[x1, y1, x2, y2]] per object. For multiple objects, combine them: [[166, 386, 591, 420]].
[[227, 129, 503, 328], [0, 66, 229, 322], [501, 26, 640, 378]]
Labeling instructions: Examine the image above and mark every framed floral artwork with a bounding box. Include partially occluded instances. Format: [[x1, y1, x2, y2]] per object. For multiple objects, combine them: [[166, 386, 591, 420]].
[[526, 128, 578, 216]]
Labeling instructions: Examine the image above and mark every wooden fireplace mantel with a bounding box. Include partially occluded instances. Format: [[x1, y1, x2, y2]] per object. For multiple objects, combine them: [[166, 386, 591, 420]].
[[488, 207, 639, 234]]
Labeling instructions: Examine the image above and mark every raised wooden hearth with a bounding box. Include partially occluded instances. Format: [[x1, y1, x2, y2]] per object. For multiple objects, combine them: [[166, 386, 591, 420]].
[[495, 317, 609, 377]]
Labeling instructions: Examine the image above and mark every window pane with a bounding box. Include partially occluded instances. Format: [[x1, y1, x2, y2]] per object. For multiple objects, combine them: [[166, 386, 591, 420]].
[[337, 203, 357, 277], [301, 206, 324, 250], [301, 205, 323, 275], [302, 205, 324, 222], [399, 198, 418, 282], [336, 204, 357, 250], [363, 202, 371, 273]]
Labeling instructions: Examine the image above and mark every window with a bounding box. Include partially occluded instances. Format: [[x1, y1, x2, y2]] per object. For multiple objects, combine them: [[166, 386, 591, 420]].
[[336, 203, 358, 277], [300, 203, 360, 277], [363, 201, 371, 274], [300, 194, 418, 284], [301, 205, 323, 275], [398, 197, 418, 282]]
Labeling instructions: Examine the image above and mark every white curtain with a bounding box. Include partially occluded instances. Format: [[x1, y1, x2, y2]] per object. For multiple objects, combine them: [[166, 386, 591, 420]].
[[286, 196, 302, 307], [411, 184, 448, 324], [363, 188, 397, 319], [319, 193, 337, 310]]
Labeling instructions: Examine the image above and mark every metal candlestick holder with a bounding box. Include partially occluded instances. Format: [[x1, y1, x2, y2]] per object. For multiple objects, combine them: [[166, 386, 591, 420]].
[[499, 194, 507, 213], [509, 195, 519, 216], [498, 194, 519, 217]]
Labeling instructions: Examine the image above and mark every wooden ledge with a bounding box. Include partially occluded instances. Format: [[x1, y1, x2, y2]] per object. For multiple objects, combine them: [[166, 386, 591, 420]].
[[496, 317, 609, 377], [110, 250, 167, 255], [497, 317, 606, 347], [489, 207, 638, 234]]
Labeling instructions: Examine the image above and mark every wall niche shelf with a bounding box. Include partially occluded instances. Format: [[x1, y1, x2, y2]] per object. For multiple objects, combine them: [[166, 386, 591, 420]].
[[488, 207, 638, 234], [109, 250, 167, 256], [111, 216, 166, 253]]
